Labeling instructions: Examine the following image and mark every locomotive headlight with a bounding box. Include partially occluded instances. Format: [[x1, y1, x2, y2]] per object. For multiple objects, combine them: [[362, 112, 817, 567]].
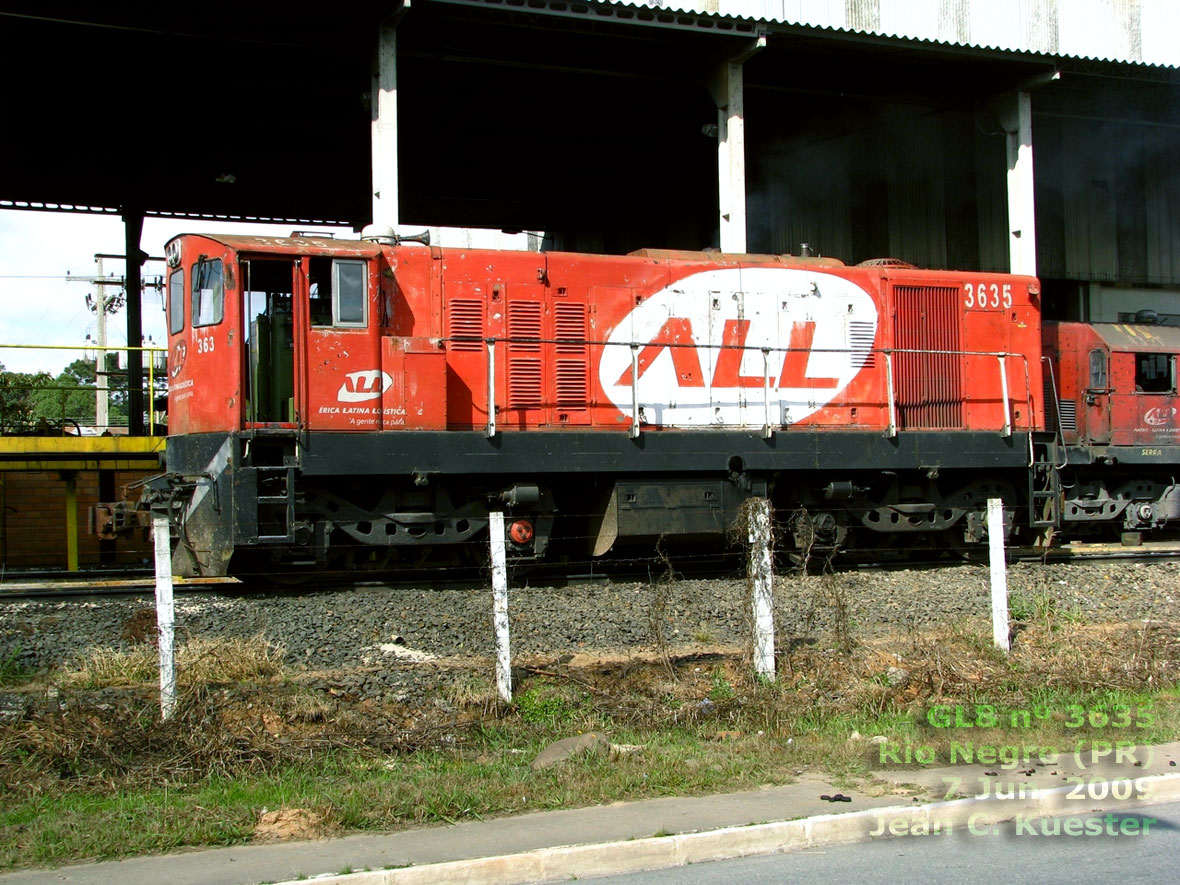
[[509, 519, 535, 545], [164, 239, 182, 269]]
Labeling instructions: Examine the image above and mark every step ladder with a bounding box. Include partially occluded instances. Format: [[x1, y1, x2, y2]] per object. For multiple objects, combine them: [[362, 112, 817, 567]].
[[256, 465, 296, 543], [1028, 442, 1061, 538]]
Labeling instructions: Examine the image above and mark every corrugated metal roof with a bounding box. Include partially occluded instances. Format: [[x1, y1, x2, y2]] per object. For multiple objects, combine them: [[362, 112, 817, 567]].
[[608, 0, 1180, 69]]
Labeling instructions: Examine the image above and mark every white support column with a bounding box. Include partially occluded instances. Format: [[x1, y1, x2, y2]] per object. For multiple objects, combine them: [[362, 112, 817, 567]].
[[987, 498, 1011, 654], [747, 498, 775, 679], [489, 512, 512, 702], [717, 62, 746, 254], [153, 514, 177, 720], [371, 18, 400, 228], [1000, 91, 1037, 277], [711, 35, 764, 254]]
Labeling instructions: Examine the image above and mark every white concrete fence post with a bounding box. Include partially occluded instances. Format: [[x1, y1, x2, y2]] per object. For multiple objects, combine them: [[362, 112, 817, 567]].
[[152, 514, 177, 720], [748, 497, 775, 679], [987, 498, 1011, 653], [489, 511, 512, 702]]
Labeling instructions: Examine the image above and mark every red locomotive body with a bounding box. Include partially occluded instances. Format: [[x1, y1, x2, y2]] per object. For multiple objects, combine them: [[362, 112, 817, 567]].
[[150, 232, 1059, 577], [167, 235, 1044, 437]]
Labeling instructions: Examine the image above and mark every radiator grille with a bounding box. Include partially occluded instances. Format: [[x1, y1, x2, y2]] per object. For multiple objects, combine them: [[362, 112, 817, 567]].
[[447, 299, 484, 351], [893, 286, 963, 429]]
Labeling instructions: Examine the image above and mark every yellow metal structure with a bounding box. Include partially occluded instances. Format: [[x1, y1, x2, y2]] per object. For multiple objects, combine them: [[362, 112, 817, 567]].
[[0, 435, 165, 471]]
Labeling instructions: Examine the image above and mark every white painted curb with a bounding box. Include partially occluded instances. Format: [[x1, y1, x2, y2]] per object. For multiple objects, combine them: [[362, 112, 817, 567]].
[[281, 773, 1180, 885]]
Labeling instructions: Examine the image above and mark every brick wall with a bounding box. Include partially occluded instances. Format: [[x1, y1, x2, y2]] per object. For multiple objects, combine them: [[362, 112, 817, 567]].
[[0, 470, 155, 570]]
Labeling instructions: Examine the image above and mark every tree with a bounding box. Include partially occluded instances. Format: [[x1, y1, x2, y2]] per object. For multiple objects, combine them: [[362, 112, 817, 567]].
[[29, 356, 130, 428], [0, 362, 53, 433]]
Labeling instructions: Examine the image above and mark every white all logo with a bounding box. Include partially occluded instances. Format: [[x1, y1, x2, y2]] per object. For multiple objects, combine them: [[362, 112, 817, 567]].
[[337, 370, 393, 403], [1144, 406, 1177, 427], [598, 268, 878, 427]]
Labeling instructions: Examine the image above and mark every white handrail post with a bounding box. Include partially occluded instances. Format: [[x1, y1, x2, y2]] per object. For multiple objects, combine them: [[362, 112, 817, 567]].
[[998, 354, 1011, 437], [486, 338, 497, 438], [762, 347, 772, 439], [629, 343, 641, 438], [885, 351, 897, 438]]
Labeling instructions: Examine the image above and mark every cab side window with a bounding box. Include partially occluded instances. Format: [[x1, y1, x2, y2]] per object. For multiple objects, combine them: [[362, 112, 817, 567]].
[[169, 268, 185, 335], [1135, 353, 1177, 394], [1088, 349, 1107, 389], [191, 259, 224, 327], [309, 257, 367, 327]]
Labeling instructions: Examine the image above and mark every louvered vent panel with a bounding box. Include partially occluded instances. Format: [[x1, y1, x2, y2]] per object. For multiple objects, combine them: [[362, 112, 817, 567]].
[[849, 320, 876, 369], [447, 299, 484, 351], [1058, 399, 1077, 432], [555, 303, 587, 353], [1043, 378, 1059, 430], [893, 286, 963, 429], [508, 301, 542, 351], [509, 359, 543, 409], [507, 301, 544, 409], [554, 302, 589, 407]]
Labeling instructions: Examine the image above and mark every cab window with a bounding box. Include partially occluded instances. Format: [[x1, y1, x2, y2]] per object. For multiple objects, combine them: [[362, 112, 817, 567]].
[[168, 267, 185, 335], [1088, 349, 1107, 389], [1135, 353, 1177, 394], [309, 257, 367, 327], [191, 258, 224, 327]]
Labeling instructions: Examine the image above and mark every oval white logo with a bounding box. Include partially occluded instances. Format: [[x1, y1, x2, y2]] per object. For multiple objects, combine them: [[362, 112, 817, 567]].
[[1144, 406, 1177, 427], [337, 370, 393, 403], [598, 268, 878, 427]]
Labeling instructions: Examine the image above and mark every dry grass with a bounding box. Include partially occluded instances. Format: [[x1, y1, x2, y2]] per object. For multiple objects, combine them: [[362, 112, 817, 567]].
[[57, 636, 284, 690], [1, 595, 1178, 872]]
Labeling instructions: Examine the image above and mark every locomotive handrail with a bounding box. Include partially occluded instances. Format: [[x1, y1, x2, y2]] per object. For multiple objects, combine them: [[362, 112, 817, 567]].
[[629, 344, 641, 440], [884, 351, 897, 437], [486, 338, 496, 439], [470, 336, 1034, 440], [1040, 355, 1070, 469]]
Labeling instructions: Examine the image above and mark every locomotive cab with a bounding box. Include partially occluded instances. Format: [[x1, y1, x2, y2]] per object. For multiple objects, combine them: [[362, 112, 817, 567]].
[[1044, 320, 1180, 447]]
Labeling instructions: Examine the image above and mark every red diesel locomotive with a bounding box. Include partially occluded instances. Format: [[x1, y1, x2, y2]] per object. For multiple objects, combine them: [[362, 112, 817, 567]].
[[136, 229, 1177, 578]]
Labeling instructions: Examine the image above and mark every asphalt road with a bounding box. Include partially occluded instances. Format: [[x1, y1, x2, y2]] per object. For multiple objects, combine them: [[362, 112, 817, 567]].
[[585, 800, 1180, 885]]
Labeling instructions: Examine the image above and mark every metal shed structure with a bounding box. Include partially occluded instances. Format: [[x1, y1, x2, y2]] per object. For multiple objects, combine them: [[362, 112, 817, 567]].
[[2, 0, 1179, 335]]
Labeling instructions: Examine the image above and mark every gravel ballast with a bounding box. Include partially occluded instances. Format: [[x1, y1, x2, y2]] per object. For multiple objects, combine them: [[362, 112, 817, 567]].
[[3, 561, 1177, 695]]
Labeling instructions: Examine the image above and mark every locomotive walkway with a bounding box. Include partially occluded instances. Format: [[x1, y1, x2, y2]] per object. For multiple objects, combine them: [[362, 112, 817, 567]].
[[3, 742, 1179, 885]]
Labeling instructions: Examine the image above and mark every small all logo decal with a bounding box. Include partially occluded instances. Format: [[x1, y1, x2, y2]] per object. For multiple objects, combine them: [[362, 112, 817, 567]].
[[337, 370, 393, 403]]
